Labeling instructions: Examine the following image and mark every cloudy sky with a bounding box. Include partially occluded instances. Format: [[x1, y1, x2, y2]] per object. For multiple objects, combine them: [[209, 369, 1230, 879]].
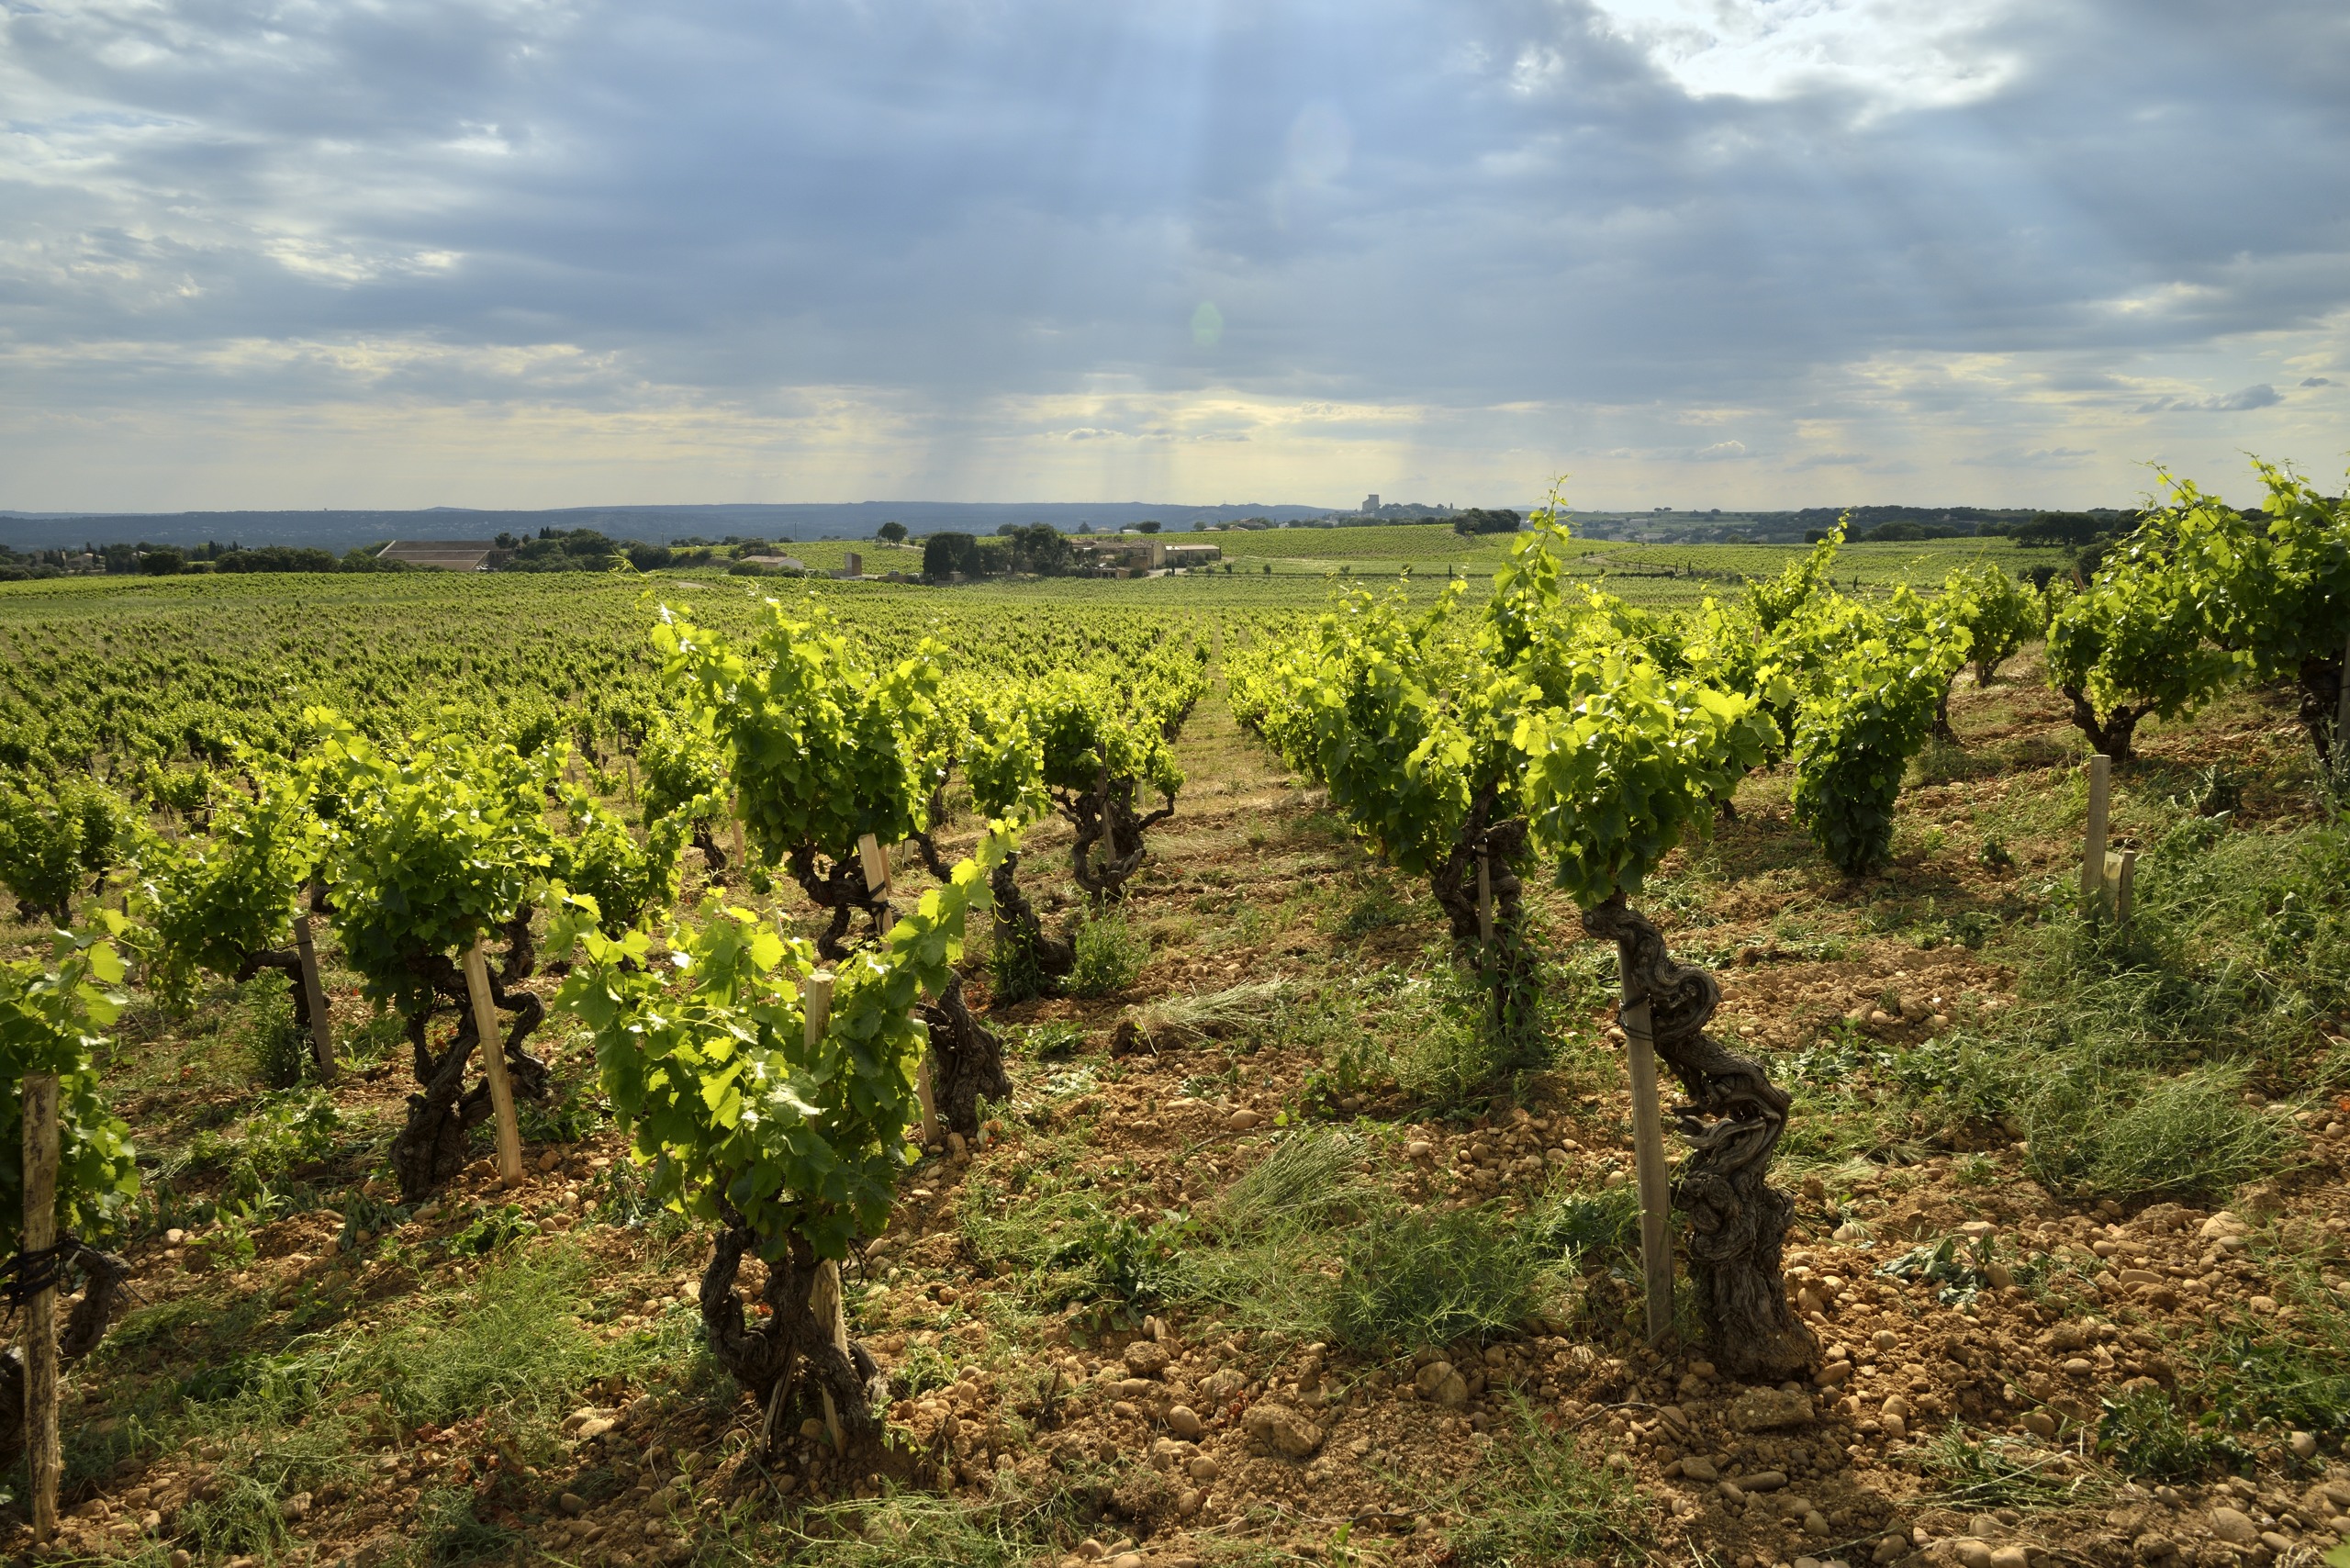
[[4, 0, 2347, 512]]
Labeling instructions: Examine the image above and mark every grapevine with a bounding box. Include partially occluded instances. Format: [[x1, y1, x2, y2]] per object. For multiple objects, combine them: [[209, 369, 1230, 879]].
[[0, 918, 140, 1462], [547, 826, 1014, 1450], [308, 710, 557, 1200]]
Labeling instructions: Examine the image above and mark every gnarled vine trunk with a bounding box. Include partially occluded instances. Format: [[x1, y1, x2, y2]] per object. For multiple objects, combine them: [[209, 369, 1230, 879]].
[[691, 823, 730, 886], [2059, 684, 2147, 765], [2297, 654, 2344, 769], [0, 1240, 131, 1468], [1426, 800, 1543, 1071], [388, 913, 550, 1203], [985, 851, 1072, 1003], [699, 1223, 886, 1455], [1584, 895, 1816, 1383], [234, 946, 319, 1043], [1060, 765, 1174, 902], [784, 846, 892, 962], [919, 972, 1012, 1137]]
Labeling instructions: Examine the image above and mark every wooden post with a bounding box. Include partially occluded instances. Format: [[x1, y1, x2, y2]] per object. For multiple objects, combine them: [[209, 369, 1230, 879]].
[[808, 1260, 850, 1450], [462, 939, 525, 1186], [2336, 633, 2350, 784], [22, 1074, 60, 1543], [1476, 853, 1494, 945], [2080, 755, 2111, 913], [915, 1051, 939, 1148], [798, 975, 848, 1449], [731, 794, 746, 872], [624, 755, 637, 803], [803, 969, 835, 1046], [292, 908, 335, 1082], [2116, 847, 2138, 924], [1617, 952, 1675, 1345], [858, 832, 890, 896]]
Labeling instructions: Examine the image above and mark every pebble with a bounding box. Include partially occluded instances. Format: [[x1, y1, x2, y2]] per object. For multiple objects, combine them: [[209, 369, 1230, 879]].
[[1166, 1405, 1203, 1439], [1954, 1541, 1994, 1568], [2208, 1507, 2258, 1546], [1679, 1456, 1718, 1482], [1228, 1109, 1263, 1131], [1988, 1548, 2030, 1568], [2289, 1430, 2319, 1459]]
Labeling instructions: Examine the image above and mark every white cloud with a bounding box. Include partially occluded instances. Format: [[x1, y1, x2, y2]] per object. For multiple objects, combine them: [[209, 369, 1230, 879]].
[[1582, 0, 2022, 109]]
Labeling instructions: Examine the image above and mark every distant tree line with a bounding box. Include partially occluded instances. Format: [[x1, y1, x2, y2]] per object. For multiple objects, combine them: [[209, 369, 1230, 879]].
[[922, 522, 1081, 580]]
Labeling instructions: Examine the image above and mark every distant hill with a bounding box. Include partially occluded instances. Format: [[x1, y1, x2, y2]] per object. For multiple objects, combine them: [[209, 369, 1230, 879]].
[[0, 501, 1341, 553]]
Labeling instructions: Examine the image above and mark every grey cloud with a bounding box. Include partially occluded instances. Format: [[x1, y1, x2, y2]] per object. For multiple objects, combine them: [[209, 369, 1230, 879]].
[[2304, 376, 2333, 386], [1954, 446, 2097, 468], [3, 0, 2349, 500], [2135, 385, 2282, 413]]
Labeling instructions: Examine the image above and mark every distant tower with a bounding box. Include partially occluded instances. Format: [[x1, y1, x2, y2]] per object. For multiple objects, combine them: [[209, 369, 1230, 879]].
[[1361, 494, 1381, 512]]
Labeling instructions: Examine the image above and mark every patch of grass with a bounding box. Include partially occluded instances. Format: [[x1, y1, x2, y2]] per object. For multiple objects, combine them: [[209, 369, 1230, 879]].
[[1919, 1424, 2104, 1506], [2021, 1061, 2289, 1203], [1212, 1129, 1375, 1234], [412, 1484, 527, 1567], [1527, 1185, 1641, 1271], [248, 987, 312, 1091], [1325, 1204, 1551, 1355], [776, 1483, 1112, 1568], [360, 1244, 618, 1427], [1440, 1395, 1648, 1565], [1068, 908, 1149, 998], [2095, 1386, 2250, 1482]]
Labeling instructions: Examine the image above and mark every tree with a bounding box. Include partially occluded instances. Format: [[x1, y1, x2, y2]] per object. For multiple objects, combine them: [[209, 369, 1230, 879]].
[[1135, 520, 1162, 534], [636, 714, 733, 880], [140, 546, 185, 577], [922, 532, 984, 581], [0, 782, 129, 926], [657, 603, 932, 954], [877, 521, 909, 544], [959, 686, 1068, 1002]]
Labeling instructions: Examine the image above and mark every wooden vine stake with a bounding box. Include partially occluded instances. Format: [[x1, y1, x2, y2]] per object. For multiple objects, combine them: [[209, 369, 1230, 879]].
[[1617, 961, 1675, 1344], [21, 1073, 60, 1543], [1476, 852, 1494, 945], [858, 833, 890, 896], [462, 938, 525, 1186], [2116, 847, 2139, 924], [914, 1050, 939, 1148], [292, 907, 336, 1082], [2080, 754, 2111, 914], [731, 794, 746, 873], [800, 971, 849, 1450], [2337, 633, 2350, 790]]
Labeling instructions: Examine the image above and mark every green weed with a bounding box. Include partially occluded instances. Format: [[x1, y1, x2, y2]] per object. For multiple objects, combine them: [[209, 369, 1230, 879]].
[[1068, 909, 1149, 998], [360, 1246, 617, 1427], [2096, 1386, 2250, 1482], [1441, 1396, 1647, 1565], [1325, 1204, 1550, 1354]]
